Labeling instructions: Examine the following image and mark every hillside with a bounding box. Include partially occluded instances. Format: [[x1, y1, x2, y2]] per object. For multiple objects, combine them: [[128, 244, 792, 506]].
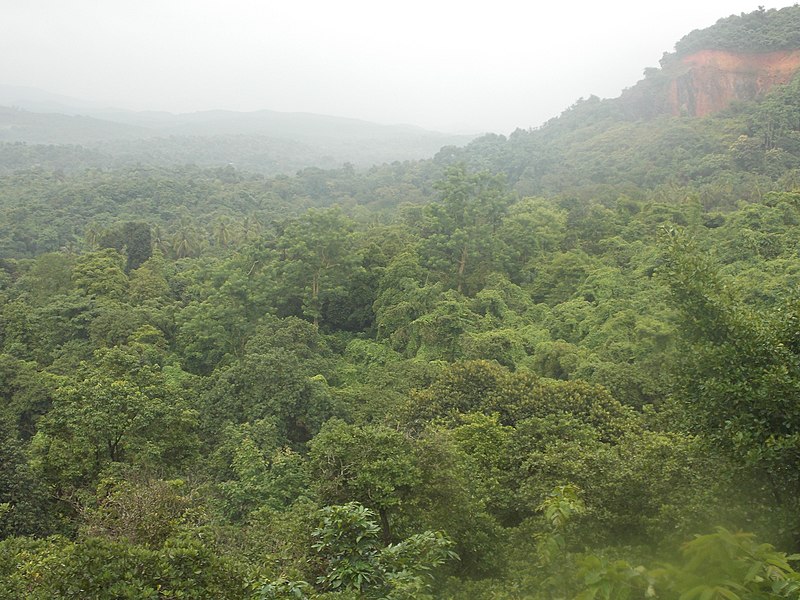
[[0, 105, 153, 144], [435, 7, 800, 203], [3, 6, 800, 600]]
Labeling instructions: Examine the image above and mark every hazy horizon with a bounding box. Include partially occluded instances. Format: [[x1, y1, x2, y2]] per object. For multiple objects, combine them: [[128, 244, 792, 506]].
[[1, 1, 793, 135]]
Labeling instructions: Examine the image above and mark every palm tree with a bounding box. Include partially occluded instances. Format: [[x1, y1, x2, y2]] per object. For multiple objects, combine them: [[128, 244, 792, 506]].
[[214, 217, 233, 249], [242, 214, 262, 242], [151, 225, 171, 255], [84, 223, 102, 250], [172, 228, 196, 259]]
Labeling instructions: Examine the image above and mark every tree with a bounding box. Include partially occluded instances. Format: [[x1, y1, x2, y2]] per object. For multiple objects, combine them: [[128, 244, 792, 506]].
[[497, 197, 566, 284], [80, 477, 193, 548], [439, 413, 515, 522], [98, 221, 152, 272], [309, 420, 421, 544], [171, 220, 200, 259], [407, 290, 478, 361], [16, 252, 75, 305], [574, 528, 800, 600], [536, 484, 585, 598], [373, 251, 441, 354], [175, 298, 251, 375], [660, 229, 800, 528], [0, 416, 59, 538], [0, 354, 56, 440], [419, 166, 511, 294], [308, 502, 456, 598], [0, 534, 255, 599], [127, 250, 170, 305], [71, 249, 128, 301], [405, 360, 538, 426], [277, 208, 359, 327], [216, 425, 310, 521], [213, 217, 234, 249], [33, 349, 198, 487], [203, 348, 336, 445]]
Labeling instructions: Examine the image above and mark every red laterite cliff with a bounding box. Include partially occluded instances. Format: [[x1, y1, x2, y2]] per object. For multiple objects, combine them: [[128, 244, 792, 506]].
[[666, 49, 800, 116]]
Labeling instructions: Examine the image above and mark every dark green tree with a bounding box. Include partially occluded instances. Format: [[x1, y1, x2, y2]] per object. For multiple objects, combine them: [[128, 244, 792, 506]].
[[660, 229, 800, 534], [419, 166, 511, 294], [309, 420, 421, 543]]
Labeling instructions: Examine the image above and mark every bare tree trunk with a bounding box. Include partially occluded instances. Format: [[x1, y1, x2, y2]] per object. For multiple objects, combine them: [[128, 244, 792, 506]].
[[312, 271, 320, 327], [378, 507, 392, 545], [457, 243, 468, 293]]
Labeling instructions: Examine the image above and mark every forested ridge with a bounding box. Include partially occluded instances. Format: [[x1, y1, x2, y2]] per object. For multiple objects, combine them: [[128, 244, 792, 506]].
[[0, 105, 473, 176], [672, 4, 800, 56], [4, 7, 800, 599]]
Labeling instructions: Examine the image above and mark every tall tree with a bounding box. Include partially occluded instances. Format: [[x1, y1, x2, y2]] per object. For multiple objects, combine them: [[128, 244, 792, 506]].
[[660, 229, 800, 530], [419, 166, 512, 295], [277, 208, 359, 327], [309, 420, 421, 543]]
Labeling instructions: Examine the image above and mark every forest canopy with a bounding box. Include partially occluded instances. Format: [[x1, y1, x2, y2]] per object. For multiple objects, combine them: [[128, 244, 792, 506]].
[[3, 6, 800, 599]]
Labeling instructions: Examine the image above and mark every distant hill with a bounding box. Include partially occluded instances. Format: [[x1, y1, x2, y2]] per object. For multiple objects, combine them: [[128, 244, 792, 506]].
[[0, 87, 475, 174], [0, 84, 112, 115], [0, 106, 152, 144]]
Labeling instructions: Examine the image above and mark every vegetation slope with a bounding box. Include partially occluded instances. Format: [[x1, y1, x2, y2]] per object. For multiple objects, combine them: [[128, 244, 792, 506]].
[[3, 6, 800, 599]]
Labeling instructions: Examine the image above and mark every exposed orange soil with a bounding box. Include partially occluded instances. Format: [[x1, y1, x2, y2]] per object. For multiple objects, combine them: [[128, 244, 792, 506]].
[[668, 49, 800, 116]]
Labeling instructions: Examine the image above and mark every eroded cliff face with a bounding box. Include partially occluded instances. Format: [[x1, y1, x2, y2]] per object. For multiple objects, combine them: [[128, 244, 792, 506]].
[[668, 49, 800, 116]]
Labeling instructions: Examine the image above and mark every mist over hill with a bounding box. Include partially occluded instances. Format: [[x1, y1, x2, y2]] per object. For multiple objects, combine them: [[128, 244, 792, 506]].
[[0, 85, 475, 174]]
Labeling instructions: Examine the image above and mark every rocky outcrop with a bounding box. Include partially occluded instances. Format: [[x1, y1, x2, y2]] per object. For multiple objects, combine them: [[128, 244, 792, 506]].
[[667, 49, 800, 116], [618, 49, 800, 120]]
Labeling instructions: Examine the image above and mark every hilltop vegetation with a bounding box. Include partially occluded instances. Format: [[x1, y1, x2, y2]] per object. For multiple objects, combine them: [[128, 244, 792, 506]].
[[0, 101, 474, 176], [672, 4, 800, 56], [3, 6, 800, 599]]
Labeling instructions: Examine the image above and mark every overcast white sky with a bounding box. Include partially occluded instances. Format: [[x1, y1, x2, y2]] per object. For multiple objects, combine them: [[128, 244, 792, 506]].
[[0, 1, 793, 133]]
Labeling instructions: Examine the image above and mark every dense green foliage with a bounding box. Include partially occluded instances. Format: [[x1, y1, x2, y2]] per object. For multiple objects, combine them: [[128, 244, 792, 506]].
[[673, 5, 800, 57], [3, 7, 800, 597]]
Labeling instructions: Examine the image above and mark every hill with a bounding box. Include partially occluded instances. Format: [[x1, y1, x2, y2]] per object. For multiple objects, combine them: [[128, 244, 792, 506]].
[[0, 87, 474, 174], [428, 7, 800, 207]]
